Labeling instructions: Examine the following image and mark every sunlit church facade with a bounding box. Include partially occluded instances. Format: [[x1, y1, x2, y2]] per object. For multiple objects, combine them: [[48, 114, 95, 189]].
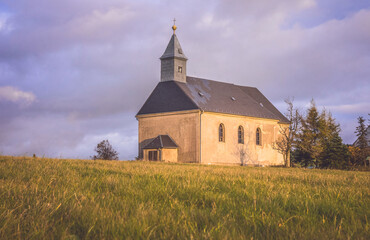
[[136, 24, 289, 165]]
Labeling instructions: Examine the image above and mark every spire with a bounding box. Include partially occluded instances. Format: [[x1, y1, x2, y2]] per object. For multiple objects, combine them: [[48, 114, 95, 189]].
[[160, 34, 188, 60], [160, 21, 188, 83]]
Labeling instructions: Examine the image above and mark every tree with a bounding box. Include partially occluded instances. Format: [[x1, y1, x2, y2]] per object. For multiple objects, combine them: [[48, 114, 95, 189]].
[[320, 132, 349, 169], [237, 145, 248, 166], [296, 100, 322, 167], [354, 116, 369, 166], [273, 98, 301, 167], [91, 140, 119, 160], [235, 133, 254, 166], [319, 113, 349, 169], [292, 100, 351, 169]]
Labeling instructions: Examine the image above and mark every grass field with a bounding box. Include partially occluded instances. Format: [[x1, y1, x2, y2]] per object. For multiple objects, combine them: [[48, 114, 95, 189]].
[[0, 156, 369, 239]]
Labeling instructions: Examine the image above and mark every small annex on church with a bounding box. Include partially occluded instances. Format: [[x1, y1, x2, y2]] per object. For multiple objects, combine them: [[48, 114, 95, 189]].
[[136, 23, 289, 165]]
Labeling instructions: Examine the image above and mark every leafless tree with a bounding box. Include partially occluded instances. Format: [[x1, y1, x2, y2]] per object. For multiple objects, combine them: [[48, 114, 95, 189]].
[[273, 98, 301, 167], [235, 133, 257, 166], [237, 144, 248, 166]]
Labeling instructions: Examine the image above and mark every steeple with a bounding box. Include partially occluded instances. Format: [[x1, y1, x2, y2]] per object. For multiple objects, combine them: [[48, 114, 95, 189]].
[[160, 21, 187, 83], [160, 34, 188, 60]]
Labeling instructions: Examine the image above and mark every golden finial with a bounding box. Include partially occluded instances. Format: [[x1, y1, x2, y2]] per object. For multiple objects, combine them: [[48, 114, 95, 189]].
[[172, 18, 177, 34]]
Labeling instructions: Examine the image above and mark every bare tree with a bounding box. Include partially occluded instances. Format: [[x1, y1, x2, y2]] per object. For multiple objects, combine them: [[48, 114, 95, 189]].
[[237, 144, 248, 166], [273, 98, 301, 167], [91, 140, 119, 160], [235, 133, 257, 166]]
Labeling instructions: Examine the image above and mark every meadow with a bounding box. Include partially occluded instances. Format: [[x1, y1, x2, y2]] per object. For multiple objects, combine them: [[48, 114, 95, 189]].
[[0, 156, 369, 239]]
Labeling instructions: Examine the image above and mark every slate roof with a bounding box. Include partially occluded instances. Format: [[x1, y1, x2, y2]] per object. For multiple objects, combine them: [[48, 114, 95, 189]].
[[160, 34, 188, 60], [143, 135, 178, 149], [137, 76, 289, 123], [137, 81, 198, 115]]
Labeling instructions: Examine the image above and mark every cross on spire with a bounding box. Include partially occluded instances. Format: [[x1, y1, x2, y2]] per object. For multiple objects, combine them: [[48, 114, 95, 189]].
[[172, 18, 177, 34]]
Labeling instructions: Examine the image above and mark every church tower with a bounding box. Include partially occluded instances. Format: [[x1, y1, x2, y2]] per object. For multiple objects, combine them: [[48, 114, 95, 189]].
[[160, 22, 188, 83]]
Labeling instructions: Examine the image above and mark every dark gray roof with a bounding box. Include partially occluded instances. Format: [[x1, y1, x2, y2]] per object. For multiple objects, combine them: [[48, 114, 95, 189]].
[[137, 81, 198, 115], [137, 77, 289, 123], [160, 34, 187, 60], [238, 85, 288, 124], [143, 135, 178, 149]]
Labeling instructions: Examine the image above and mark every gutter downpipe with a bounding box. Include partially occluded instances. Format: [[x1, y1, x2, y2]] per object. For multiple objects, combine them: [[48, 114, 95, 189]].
[[199, 110, 204, 164]]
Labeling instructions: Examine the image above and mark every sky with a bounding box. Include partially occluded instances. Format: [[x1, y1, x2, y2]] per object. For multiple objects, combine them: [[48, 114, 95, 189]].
[[0, 0, 369, 159]]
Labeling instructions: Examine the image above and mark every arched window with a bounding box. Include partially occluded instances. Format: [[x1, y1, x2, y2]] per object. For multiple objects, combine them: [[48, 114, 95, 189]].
[[238, 126, 244, 144], [256, 128, 262, 145], [219, 124, 225, 142]]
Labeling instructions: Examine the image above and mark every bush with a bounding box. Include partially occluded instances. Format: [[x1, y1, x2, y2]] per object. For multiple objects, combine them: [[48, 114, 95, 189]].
[[91, 140, 118, 160]]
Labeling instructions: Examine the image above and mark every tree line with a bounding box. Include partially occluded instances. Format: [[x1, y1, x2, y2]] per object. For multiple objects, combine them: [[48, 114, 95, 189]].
[[274, 98, 369, 169]]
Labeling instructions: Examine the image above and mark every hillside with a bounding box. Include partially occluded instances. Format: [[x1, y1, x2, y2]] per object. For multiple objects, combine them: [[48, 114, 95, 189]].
[[0, 156, 369, 239]]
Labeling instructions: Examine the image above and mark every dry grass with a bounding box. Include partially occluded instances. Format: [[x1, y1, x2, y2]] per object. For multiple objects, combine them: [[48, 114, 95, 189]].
[[0, 156, 369, 239]]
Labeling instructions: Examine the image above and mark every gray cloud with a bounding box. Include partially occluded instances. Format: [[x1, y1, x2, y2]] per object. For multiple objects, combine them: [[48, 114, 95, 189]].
[[0, 0, 369, 158]]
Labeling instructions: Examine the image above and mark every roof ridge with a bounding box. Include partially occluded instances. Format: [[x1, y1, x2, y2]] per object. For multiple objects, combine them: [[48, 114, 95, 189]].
[[136, 81, 199, 116], [236, 85, 280, 120], [160, 34, 187, 60], [181, 77, 287, 122], [166, 135, 178, 147], [237, 86, 289, 123], [136, 83, 159, 116], [174, 81, 203, 111], [187, 76, 238, 86], [235, 85, 257, 90], [159, 135, 163, 148]]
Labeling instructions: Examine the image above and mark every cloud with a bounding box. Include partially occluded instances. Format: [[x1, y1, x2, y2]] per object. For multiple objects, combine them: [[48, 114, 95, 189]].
[[0, 111, 137, 159], [327, 103, 370, 115], [0, 0, 369, 158], [0, 12, 13, 34], [0, 86, 36, 106]]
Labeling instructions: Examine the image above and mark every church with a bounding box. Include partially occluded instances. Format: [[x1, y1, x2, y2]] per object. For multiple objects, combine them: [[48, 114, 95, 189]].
[[136, 24, 289, 165]]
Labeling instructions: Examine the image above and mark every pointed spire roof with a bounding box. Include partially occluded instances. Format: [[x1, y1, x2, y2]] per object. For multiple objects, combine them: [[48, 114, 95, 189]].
[[160, 34, 188, 60]]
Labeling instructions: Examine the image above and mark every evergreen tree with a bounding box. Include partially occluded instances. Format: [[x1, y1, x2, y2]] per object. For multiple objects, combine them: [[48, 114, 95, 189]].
[[296, 100, 322, 167], [354, 116, 369, 166], [322, 133, 350, 169], [294, 100, 350, 169], [319, 114, 349, 169]]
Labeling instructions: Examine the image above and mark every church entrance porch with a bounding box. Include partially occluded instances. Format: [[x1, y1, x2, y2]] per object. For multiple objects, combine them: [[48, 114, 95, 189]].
[[142, 135, 178, 162]]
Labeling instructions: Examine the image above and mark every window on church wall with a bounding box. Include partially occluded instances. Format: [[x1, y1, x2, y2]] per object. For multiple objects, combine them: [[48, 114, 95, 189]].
[[219, 124, 225, 142], [256, 128, 262, 146], [178, 66, 182, 73], [238, 126, 244, 144]]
